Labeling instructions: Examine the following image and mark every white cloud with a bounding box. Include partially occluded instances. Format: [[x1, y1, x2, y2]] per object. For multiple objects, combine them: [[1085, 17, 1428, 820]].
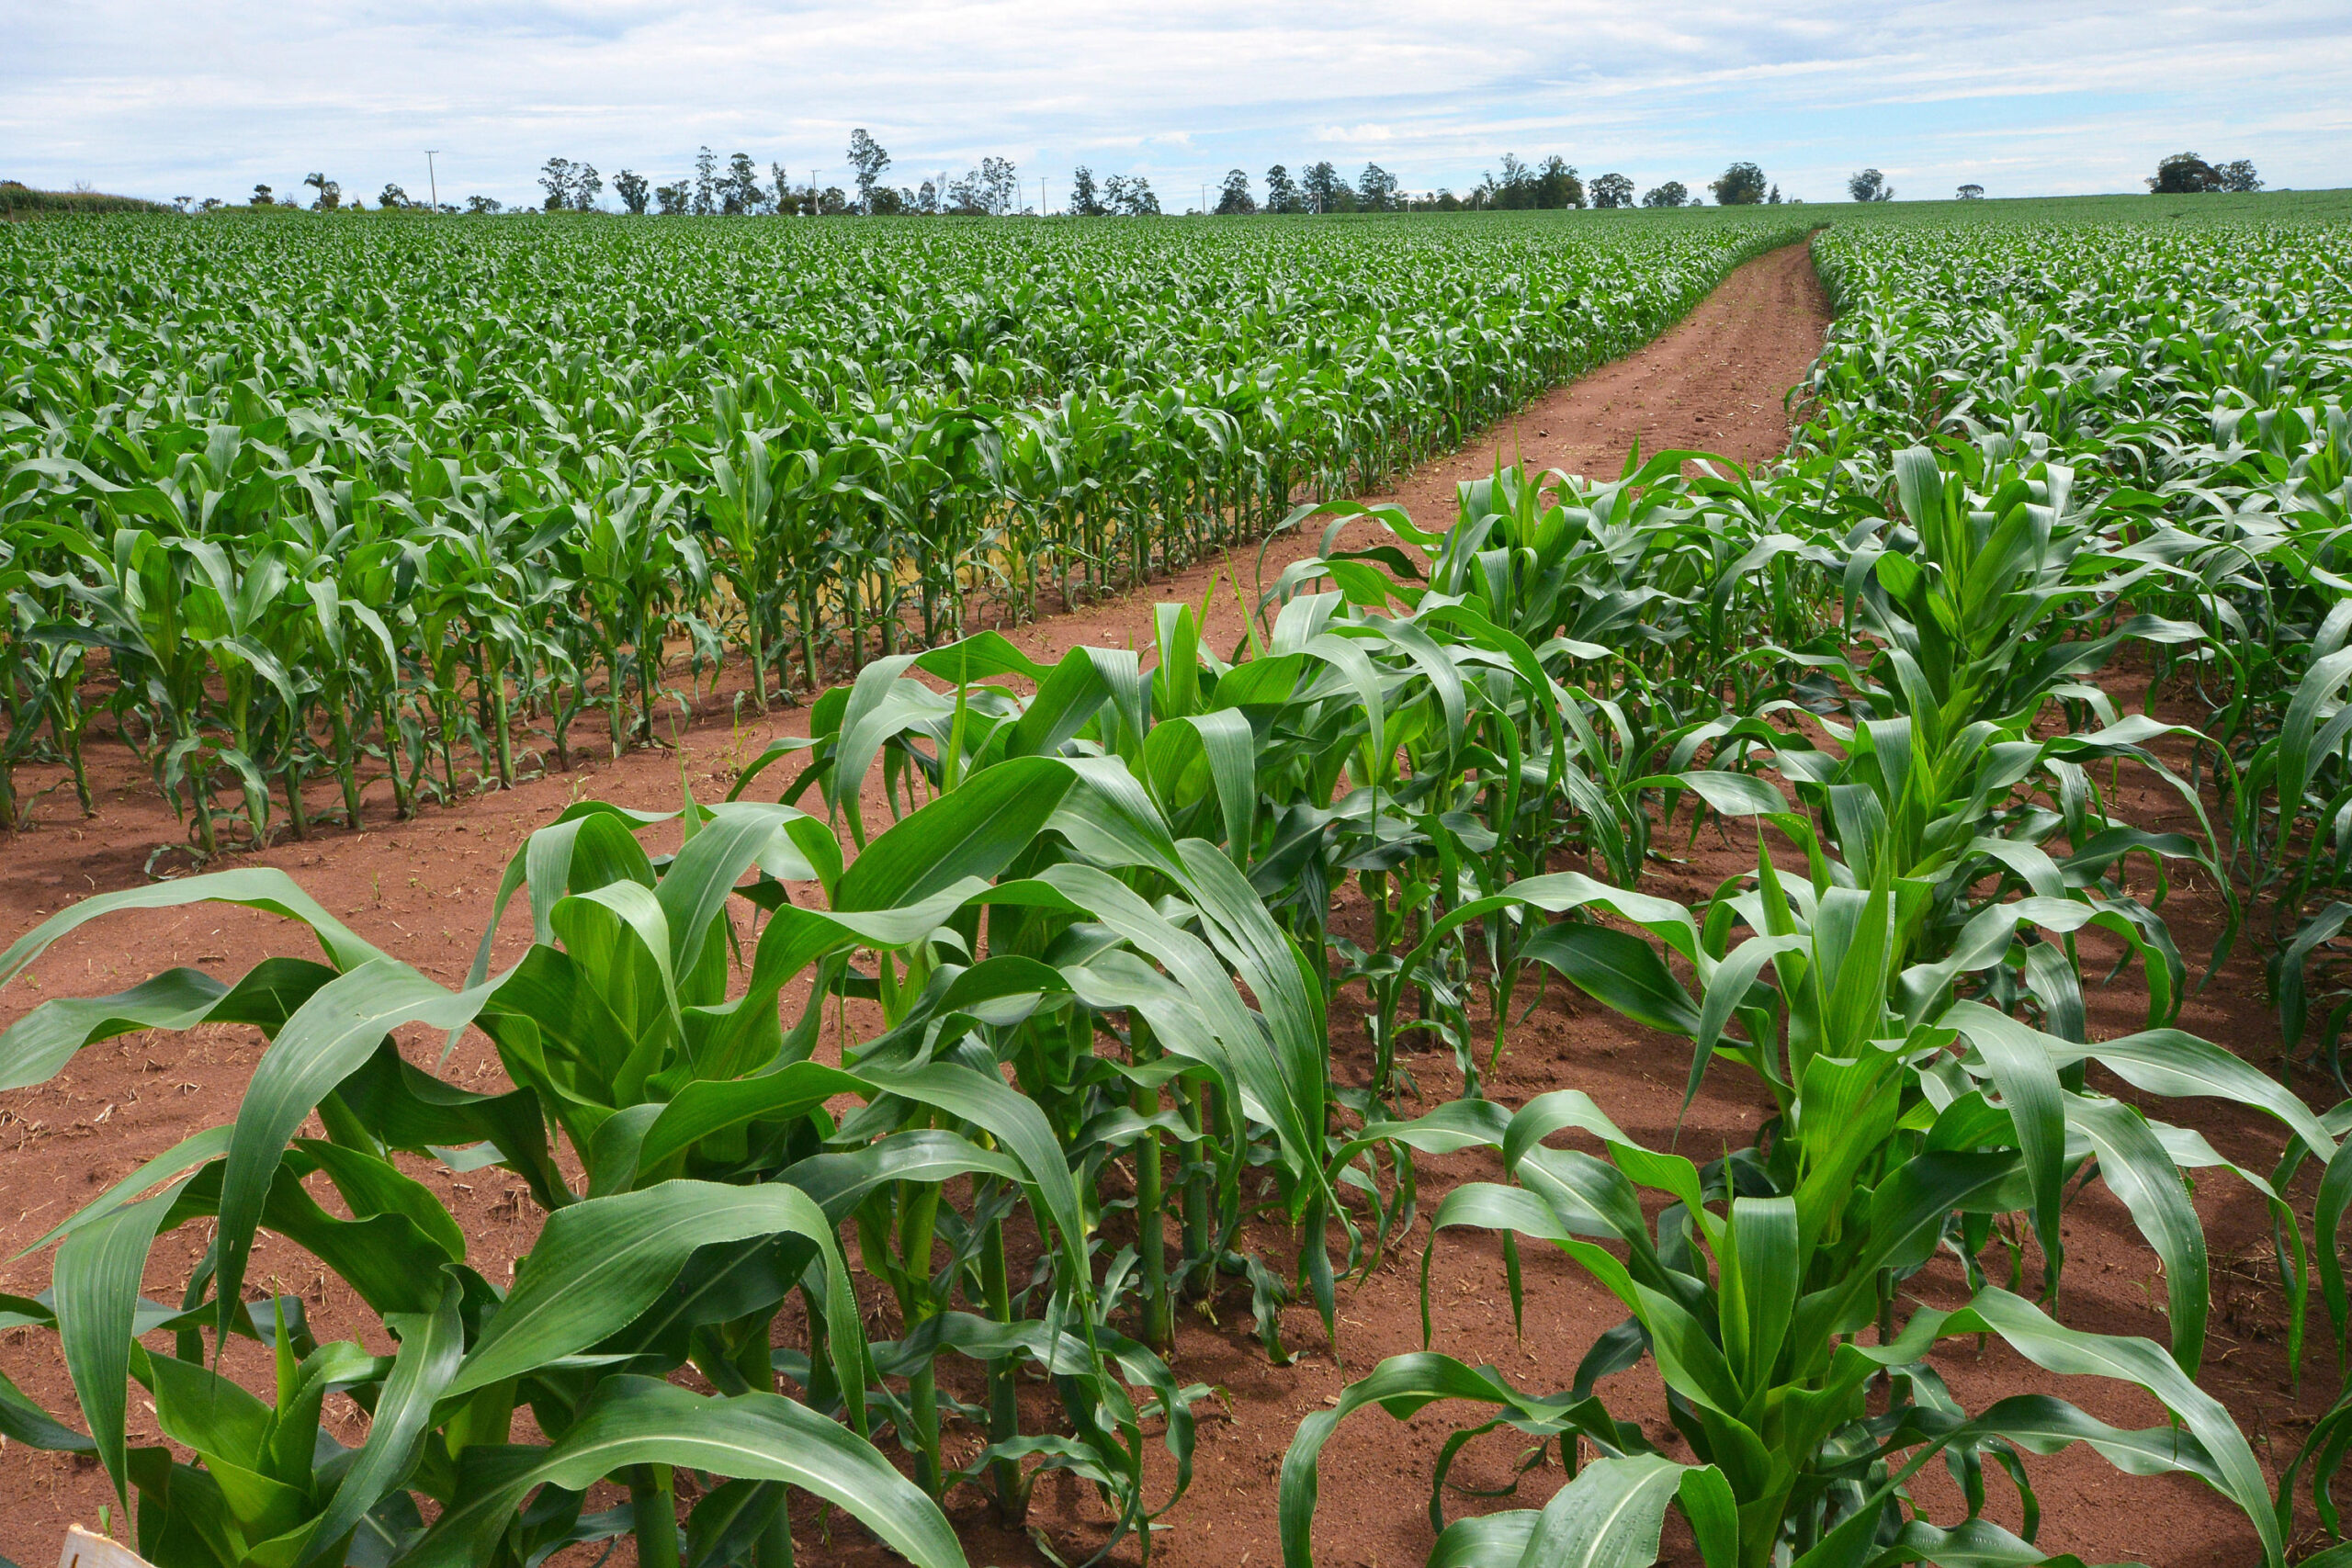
[[2, 0, 2345, 208]]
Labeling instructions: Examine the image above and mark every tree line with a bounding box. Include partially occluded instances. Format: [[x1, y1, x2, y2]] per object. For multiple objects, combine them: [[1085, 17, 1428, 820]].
[[1207, 157, 1802, 213], [523, 141, 1804, 219], [211, 146, 1777, 219], [123, 141, 2287, 220]]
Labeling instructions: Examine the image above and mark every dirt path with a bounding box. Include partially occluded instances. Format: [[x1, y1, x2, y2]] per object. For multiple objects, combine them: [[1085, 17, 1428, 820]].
[[0, 242, 2120, 1568], [992, 238, 1833, 671]]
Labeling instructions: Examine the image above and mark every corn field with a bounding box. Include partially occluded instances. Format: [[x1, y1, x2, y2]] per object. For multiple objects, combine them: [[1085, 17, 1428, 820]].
[[4, 193, 2352, 1568], [0, 208, 1801, 854]]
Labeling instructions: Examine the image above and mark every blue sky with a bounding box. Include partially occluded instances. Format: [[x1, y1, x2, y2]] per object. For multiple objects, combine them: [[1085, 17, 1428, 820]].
[[5, 1, 2346, 209]]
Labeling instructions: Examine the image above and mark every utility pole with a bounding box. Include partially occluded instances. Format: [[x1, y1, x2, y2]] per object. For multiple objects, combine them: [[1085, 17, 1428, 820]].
[[424, 150, 439, 212]]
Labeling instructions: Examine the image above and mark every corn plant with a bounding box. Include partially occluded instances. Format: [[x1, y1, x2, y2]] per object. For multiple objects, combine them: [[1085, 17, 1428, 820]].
[[0, 712, 1373, 1558], [1286, 819, 2328, 1568], [1, 208, 1808, 845]]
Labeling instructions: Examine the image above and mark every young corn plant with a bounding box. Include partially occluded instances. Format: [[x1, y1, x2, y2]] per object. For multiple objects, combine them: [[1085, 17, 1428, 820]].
[[1287, 800, 2335, 1568], [0, 717, 1363, 1559], [0, 825, 967, 1566], [731, 626, 1351, 1363]]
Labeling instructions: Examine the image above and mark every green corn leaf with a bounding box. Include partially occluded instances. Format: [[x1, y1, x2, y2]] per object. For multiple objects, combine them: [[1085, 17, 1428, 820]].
[[1512, 1453, 1736, 1568], [1950, 1000, 2335, 1154], [0, 868, 385, 997], [2064, 1091, 2209, 1372], [443, 1180, 861, 1427], [781, 1129, 1028, 1222], [1862, 1287, 2283, 1568], [56, 1181, 191, 1508], [1519, 923, 1702, 1037], [0, 1364, 93, 1453], [628, 1061, 869, 1180], [836, 754, 1075, 909], [1960, 1004, 2070, 1299], [651, 800, 813, 975], [1430, 1510, 1538, 1568], [213, 959, 500, 1344], [402, 1376, 963, 1568], [0, 956, 338, 1093], [295, 1276, 466, 1567]]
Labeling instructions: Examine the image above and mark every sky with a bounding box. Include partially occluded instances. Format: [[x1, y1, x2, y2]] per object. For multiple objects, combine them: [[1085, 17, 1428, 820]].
[[4, 1, 2347, 211]]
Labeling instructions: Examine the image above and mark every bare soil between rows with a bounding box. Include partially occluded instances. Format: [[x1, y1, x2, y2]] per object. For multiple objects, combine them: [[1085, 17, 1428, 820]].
[[2, 243, 2324, 1568]]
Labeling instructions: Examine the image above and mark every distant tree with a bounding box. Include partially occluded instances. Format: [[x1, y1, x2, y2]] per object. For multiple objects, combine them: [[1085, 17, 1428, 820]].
[[693, 147, 718, 214], [943, 175, 975, 214], [1767, 184, 1781, 205], [251, 183, 274, 206], [912, 179, 941, 215], [571, 164, 603, 211], [302, 171, 342, 210], [815, 185, 850, 215], [1641, 181, 1689, 209], [986, 156, 1021, 214], [1477, 153, 1532, 209], [614, 169, 650, 214], [2217, 158, 2263, 193], [1711, 161, 1767, 205], [1216, 168, 1257, 214], [538, 157, 575, 210], [1469, 153, 1581, 211], [1102, 174, 1159, 216], [1263, 164, 1305, 214], [847, 129, 891, 212], [1432, 187, 1462, 211], [1301, 161, 1345, 213], [170, 195, 194, 213], [944, 155, 1018, 216], [1589, 172, 1634, 209], [465, 194, 503, 215], [377, 182, 407, 209], [653, 182, 687, 215], [868, 185, 908, 215], [198, 197, 224, 212], [2147, 152, 2220, 193], [1357, 163, 1400, 211], [1535, 155, 1584, 209], [722, 152, 763, 214], [1070, 165, 1105, 217], [1956, 182, 1984, 200], [1847, 167, 1894, 202]]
